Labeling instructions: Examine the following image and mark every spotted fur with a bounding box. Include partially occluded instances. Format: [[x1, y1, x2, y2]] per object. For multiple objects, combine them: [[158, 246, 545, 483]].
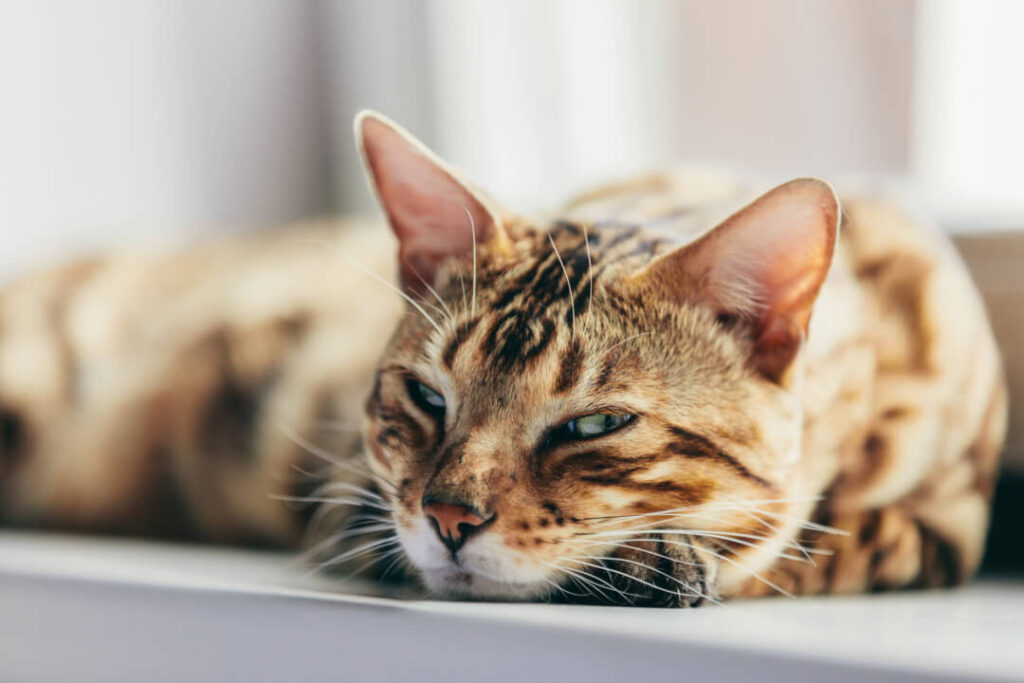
[[0, 112, 1006, 607]]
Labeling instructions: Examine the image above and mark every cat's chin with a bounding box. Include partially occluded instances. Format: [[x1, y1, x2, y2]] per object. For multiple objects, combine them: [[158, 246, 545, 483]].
[[420, 566, 546, 601]]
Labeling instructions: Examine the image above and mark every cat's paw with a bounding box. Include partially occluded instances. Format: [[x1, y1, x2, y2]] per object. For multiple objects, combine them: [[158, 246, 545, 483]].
[[596, 533, 719, 608]]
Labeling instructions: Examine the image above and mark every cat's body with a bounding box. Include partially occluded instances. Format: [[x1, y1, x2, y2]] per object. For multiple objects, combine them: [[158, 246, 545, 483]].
[[0, 220, 399, 543], [0, 113, 1006, 605], [564, 171, 1006, 597]]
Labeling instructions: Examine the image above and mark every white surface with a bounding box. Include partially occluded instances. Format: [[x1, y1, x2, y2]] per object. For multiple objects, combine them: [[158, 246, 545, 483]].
[[0, 531, 1021, 682]]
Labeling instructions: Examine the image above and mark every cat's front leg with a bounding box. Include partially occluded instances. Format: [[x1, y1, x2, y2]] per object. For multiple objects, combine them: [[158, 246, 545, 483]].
[[597, 533, 719, 608]]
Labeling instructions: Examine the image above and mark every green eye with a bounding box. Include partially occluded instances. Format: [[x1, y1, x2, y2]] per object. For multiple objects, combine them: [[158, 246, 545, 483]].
[[407, 379, 446, 413], [563, 413, 635, 439]]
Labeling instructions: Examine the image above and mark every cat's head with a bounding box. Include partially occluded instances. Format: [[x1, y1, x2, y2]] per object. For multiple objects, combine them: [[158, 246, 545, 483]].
[[355, 111, 839, 603]]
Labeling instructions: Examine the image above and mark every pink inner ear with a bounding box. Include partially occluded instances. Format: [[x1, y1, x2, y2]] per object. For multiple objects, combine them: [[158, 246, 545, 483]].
[[360, 116, 497, 291], [698, 179, 839, 335]]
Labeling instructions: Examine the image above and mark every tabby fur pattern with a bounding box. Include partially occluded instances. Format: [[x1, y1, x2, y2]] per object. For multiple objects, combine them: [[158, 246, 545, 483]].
[[0, 112, 1006, 606]]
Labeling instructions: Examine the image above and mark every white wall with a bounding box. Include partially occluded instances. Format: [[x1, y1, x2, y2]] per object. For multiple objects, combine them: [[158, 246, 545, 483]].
[[0, 0, 328, 278], [913, 0, 1024, 230], [326, 0, 914, 213], [2, 0, 1019, 282], [321, 0, 436, 214]]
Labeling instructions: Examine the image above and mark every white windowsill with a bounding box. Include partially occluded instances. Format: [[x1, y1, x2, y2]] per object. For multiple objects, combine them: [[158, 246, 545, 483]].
[[0, 531, 1021, 682]]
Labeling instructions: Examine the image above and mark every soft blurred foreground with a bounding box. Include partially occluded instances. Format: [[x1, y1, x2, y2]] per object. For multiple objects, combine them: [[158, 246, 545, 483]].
[[1, 531, 1023, 681]]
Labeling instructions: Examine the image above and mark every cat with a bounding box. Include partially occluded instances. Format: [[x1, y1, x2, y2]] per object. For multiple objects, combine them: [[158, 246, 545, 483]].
[[0, 111, 1006, 607]]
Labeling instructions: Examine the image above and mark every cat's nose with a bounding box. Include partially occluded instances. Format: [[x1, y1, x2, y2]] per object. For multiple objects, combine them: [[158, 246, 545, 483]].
[[422, 498, 491, 554]]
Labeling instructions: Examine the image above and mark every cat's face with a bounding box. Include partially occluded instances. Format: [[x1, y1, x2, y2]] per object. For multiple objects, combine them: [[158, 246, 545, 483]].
[[355, 112, 838, 604]]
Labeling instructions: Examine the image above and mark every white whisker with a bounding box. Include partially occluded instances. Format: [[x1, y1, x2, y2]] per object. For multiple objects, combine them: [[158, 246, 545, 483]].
[[456, 263, 468, 312], [345, 544, 407, 580], [583, 497, 826, 527], [276, 423, 396, 493], [315, 481, 388, 503], [304, 237, 445, 335], [289, 460, 328, 481], [549, 233, 576, 338], [570, 552, 702, 597], [582, 223, 595, 332], [308, 535, 401, 576], [564, 557, 682, 600], [404, 256, 455, 327], [465, 207, 478, 317], [379, 548, 410, 580], [295, 521, 397, 567], [629, 534, 793, 598], [539, 574, 585, 600], [602, 332, 652, 356], [270, 493, 392, 513], [545, 560, 627, 603], [581, 529, 813, 565], [615, 542, 719, 605]]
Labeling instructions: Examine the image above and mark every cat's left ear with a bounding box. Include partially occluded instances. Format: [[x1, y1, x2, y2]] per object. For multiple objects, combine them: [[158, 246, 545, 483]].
[[355, 110, 511, 296], [628, 178, 840, 384]]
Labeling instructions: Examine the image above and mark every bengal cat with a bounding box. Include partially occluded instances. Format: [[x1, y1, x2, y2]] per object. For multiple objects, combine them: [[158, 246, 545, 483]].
[[0, 112, 1006, 607]]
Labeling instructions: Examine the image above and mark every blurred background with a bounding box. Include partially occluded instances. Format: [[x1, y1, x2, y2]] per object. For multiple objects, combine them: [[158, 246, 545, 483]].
[[2, 0, 1023, 278]]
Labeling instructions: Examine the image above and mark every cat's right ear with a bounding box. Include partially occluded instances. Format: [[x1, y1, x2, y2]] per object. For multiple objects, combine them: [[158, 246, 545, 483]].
[[355, 110, 510, 297]]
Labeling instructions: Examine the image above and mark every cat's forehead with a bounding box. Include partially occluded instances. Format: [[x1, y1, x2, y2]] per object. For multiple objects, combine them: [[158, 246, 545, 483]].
[[478, 221, 675, 299], [443, 222, 668, 361], [389, 221, 739, 399]]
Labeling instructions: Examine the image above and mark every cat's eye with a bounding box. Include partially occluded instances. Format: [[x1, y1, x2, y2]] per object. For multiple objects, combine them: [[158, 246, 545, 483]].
[[561, 413, 636, 440], [407, 379, 446, 414]]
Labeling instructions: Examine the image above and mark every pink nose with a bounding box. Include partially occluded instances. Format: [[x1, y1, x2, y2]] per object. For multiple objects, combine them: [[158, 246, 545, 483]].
[[422, 500, 488, 554]]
